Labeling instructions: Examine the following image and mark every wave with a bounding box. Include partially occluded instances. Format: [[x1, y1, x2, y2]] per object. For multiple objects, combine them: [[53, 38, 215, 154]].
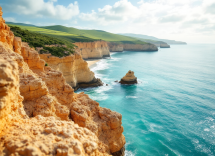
[[125, 150, 136, 156], [91, 59, 109, 71], [126, 96, 138, 99]]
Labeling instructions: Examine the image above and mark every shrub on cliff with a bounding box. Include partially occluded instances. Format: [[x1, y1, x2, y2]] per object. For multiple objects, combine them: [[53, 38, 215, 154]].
[[10, 26, 75, 57]]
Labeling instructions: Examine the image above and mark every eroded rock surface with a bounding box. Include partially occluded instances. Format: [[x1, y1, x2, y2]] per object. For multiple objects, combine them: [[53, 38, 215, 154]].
[[39, 53, 103, 89], [0, 6, 125, 156], [1, 115, 111, 156], [119, 70, 137, 84], [74, 41, 110, 59]]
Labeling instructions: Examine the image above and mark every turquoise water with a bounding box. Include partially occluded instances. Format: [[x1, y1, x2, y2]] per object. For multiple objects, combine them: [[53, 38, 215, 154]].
[[77, 44, 215, 156]]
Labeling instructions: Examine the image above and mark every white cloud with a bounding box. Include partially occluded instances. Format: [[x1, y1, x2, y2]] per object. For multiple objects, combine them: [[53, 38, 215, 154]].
[[79, 0, 215, 43], [159, 15, 185, 23], [2, 0, 79, 20], [4, 17, 17, 23], [79, 0, 140, 25]]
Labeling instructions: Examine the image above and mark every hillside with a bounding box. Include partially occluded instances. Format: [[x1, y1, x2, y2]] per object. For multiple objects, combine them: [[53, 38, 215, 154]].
[[42, 25, 147, 44], [7, 22, 148, 44], [7, 23, 97, 43], [120, 33, 187, 45], [10, 25, 75, 57]]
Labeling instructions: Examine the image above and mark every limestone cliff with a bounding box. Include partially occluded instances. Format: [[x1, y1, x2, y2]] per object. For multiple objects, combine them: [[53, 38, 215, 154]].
[[123, 43, 158, 51], [108, 43, 123, 52], [108, 42, 158, 52], [39, 53, 103, 89], [0, 6, 125, 155], [74, 41, 110, 59]]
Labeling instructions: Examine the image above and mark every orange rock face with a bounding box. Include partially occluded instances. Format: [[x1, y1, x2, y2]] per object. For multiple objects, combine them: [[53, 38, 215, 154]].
[[39, 53, 95, 87], [74, 41, 110, 59], [0, 6, 125, 155]]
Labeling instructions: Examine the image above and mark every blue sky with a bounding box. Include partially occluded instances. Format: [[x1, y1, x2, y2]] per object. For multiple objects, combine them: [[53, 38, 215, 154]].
[[0, 0, 215, 43]]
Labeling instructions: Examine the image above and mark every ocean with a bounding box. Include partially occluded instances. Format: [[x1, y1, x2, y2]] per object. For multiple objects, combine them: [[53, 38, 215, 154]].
[[76, 44, 215, 156]]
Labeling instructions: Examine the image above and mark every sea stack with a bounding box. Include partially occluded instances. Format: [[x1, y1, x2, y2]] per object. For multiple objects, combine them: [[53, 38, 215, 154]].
[[119, 70, 137, 84]]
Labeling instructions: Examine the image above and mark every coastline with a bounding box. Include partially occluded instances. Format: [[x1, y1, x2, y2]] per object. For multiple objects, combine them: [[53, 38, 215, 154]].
[[86, 59, 100, 68]]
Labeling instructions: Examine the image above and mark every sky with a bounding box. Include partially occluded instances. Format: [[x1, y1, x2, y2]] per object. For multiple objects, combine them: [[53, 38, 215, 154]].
[[0, 0, 215, 43]]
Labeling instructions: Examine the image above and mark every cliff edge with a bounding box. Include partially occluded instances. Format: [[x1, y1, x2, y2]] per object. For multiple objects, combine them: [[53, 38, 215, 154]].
[[39, 53, 103, 90], [0, 6, 125, 155], [108, 42, 158, 52], [74, 41, 110, 59]]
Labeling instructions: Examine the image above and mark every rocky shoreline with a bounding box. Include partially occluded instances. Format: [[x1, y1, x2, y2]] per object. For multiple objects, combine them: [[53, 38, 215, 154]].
[[74, 78, 103, 91], [0, 6, 126, 155]]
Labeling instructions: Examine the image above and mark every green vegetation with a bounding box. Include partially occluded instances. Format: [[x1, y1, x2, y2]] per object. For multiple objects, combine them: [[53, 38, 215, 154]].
[[42, 25, 148, 44], [8, 23, 148, 44], [8, 24, 97, 43], [10, 26, 75, 57]]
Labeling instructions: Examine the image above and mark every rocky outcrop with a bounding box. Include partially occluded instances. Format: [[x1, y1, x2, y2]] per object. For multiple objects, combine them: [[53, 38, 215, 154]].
[[39, 53, 103, 90], [0, 59, 28, 133], [108, 43, 123, 52], [160, 43, 170, 48], [74, 41, 110, 59], [123, 43, 158, 51], [119, 70, 137, 84], [1, 115, 111, 156], [0, 6, 125, 155]]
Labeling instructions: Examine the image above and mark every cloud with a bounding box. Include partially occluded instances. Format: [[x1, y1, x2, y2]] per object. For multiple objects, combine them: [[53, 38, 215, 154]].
[[205, 3, 215, 14], [79, 0, 140, 25], [4, 17, 17, 23], [1, 0, 79, 20], [159, 15, 185, 23], [78, 0, 215, 43]]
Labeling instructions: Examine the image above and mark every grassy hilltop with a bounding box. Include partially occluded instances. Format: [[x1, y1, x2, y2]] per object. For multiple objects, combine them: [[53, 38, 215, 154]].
[[7, 23, 147, 44]]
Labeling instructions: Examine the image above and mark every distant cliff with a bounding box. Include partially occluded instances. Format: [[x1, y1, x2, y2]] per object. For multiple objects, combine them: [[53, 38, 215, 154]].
[[74, 41, 110, 59], [119, 33, 187, 45], [146, 41, 170, 48], [123, 43, 158, 51], [108, 42, 124, 52], [108, 42, 158, 52]]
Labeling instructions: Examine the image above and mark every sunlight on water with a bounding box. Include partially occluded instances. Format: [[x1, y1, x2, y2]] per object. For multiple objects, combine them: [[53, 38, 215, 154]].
[[77, 44, 215, 156]]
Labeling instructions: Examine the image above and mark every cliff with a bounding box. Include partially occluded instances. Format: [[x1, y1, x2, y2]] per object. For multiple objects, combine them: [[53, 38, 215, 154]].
[[108, 43, 124, 52], [160, 43, 170, 48], [108, 42, 158, 52], [39, 53, 103, 90], [0, 6, 125, 156], [123, 43, 158, 51], [74, 41, 110, 59]]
